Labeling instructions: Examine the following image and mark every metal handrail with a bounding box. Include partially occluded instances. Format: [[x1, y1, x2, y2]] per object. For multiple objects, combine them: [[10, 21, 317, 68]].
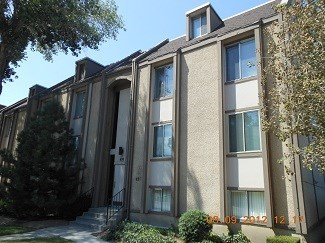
[[106, 188, 125, 225], [74, 186, 94, 214], [60, 186, 94, 219]]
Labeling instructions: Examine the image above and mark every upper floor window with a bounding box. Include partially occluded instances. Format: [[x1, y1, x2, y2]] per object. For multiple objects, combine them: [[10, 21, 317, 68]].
[[77, 63, 86, 80], [228, 110, 261, 153], [226, 39, 257, 82], [154, 64, 173, 99], [153, 124, 172, 158], [4, 116, 13, 137], [192, 12, 207, 38], [74, 91, 85, 119]]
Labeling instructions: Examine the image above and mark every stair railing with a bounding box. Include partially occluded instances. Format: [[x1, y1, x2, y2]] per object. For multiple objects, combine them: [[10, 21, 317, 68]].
[[106, 188, 125, 225], [79, 186, 95, 213], [60, 186, 94, 219]]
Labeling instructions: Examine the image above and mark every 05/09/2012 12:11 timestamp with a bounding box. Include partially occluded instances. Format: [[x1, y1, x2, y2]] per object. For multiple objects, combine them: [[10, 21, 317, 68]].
[[206, 216, 304, 225]]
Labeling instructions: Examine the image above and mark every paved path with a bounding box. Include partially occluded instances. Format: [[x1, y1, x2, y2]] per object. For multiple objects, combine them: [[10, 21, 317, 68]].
[[0, 224, 107, 242]]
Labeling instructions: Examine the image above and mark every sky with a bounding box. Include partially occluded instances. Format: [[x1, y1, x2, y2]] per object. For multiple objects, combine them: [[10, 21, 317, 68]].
[[0, 0, 272, 106]]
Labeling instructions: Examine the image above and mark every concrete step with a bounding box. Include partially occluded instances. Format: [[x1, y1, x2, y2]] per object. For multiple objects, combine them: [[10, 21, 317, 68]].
[[88, 207, 107, 213], [70, 206, 124, 232], [76, 216, 107, 225], [70, 221, 105, 232]]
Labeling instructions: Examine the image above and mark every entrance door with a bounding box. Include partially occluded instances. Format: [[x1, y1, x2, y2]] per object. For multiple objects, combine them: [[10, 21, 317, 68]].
[[110, 88, 130, 202]]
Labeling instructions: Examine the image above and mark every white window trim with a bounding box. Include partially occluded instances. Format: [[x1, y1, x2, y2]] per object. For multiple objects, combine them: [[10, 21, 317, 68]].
[[154, 63, 174, 100], [74, 91, 86, 119], [228, 190, 266, 222], [225, 37, 257, 82], [191, 12, 207, 39], [150, 187, 172, 212], [152, 123, 172, 159], [227, 109, 262, 154]]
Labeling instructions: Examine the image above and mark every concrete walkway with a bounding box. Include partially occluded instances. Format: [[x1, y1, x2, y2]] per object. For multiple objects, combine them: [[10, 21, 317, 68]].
[[0, 224, 107, 242]]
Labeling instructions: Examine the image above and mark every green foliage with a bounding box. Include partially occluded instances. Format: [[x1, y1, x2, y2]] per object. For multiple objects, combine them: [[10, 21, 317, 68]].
[[220, 231, 251, 243], [103, 221, 176, 243], [2, 237, 74, 242], [178, 210, 212, 242], [266, 235, 300, 243], [262, 0, 325, 173], [0, 100, 78, 218], [0, 0, 124, 94], [205, 233, 224, 243], [0, 226, 31, 236]]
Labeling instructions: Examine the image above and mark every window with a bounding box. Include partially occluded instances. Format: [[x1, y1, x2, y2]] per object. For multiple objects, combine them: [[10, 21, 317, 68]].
[[229, 110, 261, 152], [154, 64, 173, 99], [228, 191, 266, 219], [71, 136, 80, 164], [226, 39, 257, 81], [192, 13, 207, 38], [151, 188, 171, 212], [74, 91, 85, 118], [4, 117, 13, 137], [78, 63, 86, 80], [153, 124, 172, 158]]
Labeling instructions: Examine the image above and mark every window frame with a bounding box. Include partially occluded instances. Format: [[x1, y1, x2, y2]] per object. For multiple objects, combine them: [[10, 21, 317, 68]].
[[227, 190, 266, 223], [74, 91, 86, 119], [150, 187, 172, 213], [154, 64, 174, 100], [225, 38, 257, 82], [71, 135, 81, 165], [227, 109, 262, 154], [152, 123, 173, 159], [191, 12, 207, 39], [77, 62, 86, 81], [4, 116, 13, 138]]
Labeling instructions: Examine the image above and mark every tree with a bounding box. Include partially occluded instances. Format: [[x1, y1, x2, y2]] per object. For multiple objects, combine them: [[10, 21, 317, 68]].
[[0, 0, 124, 94], [0, 100, 79, 217], [262, 0, 325, 173]]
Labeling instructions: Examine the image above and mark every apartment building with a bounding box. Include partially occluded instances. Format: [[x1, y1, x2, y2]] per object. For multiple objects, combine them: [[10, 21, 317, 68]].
[[0, 0, 324, 242]]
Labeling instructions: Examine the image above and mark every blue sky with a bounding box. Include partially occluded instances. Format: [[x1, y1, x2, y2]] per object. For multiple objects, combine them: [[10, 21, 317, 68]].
[[0, 0, 271, 106]]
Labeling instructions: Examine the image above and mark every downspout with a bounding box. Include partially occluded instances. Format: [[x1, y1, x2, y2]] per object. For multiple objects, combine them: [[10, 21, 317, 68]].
[[174, 48, 181, 217]]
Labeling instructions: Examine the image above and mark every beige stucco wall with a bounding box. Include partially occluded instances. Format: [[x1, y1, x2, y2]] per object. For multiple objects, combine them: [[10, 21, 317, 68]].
[[130, 65, 150, 211], [178, 43, 221, 216], [83, 81, 101, 191]]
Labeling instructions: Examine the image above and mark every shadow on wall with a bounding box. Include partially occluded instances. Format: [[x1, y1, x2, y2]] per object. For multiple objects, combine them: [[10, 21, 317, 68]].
[[187, 169, 204, 210], [130, 74, 148, 211], [178, 58, 188, 215], [178, 58, 204, 215]]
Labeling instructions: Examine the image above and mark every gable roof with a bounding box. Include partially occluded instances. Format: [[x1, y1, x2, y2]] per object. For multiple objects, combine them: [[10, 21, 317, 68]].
[[143, 0, 281, 62]]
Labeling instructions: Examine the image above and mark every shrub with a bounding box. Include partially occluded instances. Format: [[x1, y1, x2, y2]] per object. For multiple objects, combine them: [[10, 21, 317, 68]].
[[266, 235, 300, 243], [207, 233, 223, 243], [178, 210, 212, 242], [221, 231, 251, 243], [104, 221, 175, 243]]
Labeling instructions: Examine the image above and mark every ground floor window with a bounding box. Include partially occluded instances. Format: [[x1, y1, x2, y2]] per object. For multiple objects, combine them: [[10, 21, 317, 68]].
[[151, 188, 171, 212], [228, 190, 265, 219]]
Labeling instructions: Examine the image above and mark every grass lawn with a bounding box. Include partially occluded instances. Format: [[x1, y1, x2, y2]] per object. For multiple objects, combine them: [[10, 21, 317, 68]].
[[0, 226, 32, 236], [1, 237, 74, 242]]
